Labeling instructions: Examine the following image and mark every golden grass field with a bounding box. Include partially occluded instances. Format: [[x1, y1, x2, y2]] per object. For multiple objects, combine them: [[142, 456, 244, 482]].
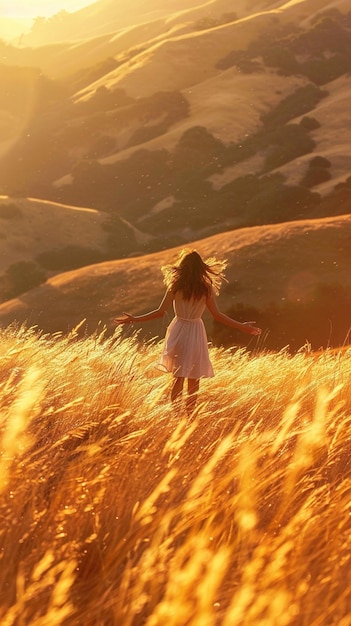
[[1, 323, 351, 625]]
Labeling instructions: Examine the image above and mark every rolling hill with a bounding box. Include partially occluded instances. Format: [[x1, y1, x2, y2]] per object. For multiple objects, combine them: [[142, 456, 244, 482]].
[[0, 196, 109, 269], [1, 0, 351, 240], [0, 0, 350, 349], [0, 195, 153, 301], [0, 213, 349, 351]]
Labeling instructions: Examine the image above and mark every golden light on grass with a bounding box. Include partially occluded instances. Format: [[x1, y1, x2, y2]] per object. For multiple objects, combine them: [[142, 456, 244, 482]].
[[0, 324, 350, 625]]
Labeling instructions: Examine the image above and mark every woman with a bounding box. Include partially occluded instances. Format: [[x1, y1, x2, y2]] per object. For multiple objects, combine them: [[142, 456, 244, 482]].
[[114, 250, 261, 413]]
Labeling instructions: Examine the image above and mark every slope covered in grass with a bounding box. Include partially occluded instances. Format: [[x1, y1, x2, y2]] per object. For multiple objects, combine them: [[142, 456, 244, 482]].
[[0, 196, 109, 271], [0, 213, 349, 351], [2, 0, 351, 237], [0, 325, 351, 625]]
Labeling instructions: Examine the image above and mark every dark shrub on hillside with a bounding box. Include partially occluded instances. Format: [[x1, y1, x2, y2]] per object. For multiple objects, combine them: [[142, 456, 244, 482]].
[[262, 45, 299, 74], [245, 181, 320, 224], [300, 54, 351, 85], [309, 156, 331, 169], [215, 49, 261, 73], [2, 261, 46, 300], [141, 172, 320, 235], [127, 122, 171, 147], [250, 18, 351, 83], [216, 173, 284, 218], [222, 118, 315, 169], [171, 126, 227, 174], [301, 168, 332, 188], [176, 126, 223, 152], [72, 86, 133, 116], [216, 50, 242, 70], [312, 183, 351, 217], [36, 246, 105, 271], [299, 116, 320, 131], [107, 91, 190, 133], [126, 92, 190, 148], [216, 18, 300, 70], [335, 175, 351, 191], [67, 148, 173, 217], [300, 155, 332, 187], [113, 148, 173, 215], [261, 85, 327, 128], [263, 124, 315, 171], [293, 13, 349, 57], [142, 91, 190, 124]]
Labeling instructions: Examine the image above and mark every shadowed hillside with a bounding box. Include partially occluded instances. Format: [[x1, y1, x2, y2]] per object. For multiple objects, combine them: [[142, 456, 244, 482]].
[[0, 0, 350, 349], [0, 195, 153, 301], [1, 0, 351, 252], [0, 214, 349, 352]]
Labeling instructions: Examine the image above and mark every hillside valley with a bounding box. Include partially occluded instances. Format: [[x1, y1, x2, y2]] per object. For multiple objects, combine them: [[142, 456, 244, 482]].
[[0, 0, 350, 349], [0, 213, 349, 352]]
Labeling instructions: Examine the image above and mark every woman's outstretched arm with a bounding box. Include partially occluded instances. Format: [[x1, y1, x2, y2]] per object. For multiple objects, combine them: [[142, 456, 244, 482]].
[[114, 289, 173, 324], [206, 290, 261, 336]]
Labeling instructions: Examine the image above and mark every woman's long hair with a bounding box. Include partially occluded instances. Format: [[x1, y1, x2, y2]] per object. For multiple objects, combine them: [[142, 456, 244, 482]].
[[161, 249, 227, 300]]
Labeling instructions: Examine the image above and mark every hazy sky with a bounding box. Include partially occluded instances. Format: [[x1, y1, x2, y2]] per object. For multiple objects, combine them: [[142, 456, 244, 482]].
[[1, 0, 96, 19]]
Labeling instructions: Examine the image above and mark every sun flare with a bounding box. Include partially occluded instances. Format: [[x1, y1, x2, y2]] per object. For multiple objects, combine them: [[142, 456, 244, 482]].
[[1, 0, 95, 19]]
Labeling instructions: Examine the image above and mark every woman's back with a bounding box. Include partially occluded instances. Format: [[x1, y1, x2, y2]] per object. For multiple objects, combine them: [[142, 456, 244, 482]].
[[173, 291, 207, 321]]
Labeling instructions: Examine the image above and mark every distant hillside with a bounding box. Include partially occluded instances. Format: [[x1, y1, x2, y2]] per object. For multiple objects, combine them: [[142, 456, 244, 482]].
[[20, 0, 203, 46], [0, 196, 153, 302], [1, 0, 351, 263], [0, 214, 349, 352], [17, 0, 351, 48], [0, 0, 351, 349]]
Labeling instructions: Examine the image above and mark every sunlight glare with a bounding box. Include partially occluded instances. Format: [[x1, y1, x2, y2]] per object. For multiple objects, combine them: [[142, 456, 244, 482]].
[[1, 0, 96, 19]]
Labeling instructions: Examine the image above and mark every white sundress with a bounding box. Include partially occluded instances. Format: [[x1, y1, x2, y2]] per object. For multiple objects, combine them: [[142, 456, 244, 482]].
[[158, 291, 214, 379]]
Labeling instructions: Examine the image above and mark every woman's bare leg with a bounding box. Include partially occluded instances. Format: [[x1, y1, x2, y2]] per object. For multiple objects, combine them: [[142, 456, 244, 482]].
[[171, 377, 184, 403], [186, 378, 200, 415]]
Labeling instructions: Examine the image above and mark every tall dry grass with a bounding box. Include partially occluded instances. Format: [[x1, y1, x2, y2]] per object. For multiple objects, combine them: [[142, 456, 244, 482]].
[[0, 324, 351, 626]]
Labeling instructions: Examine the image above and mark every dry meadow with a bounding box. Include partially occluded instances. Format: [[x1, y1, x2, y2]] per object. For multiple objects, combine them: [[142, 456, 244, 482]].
[[1, 324, 351, 625]]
